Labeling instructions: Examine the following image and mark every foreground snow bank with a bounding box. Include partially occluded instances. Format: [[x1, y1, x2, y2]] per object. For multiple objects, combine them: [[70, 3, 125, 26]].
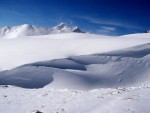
[[0, 84, 150, 113]]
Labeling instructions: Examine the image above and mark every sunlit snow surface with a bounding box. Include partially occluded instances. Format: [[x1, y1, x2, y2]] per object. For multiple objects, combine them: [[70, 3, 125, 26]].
[[0, 32, 150, 113]]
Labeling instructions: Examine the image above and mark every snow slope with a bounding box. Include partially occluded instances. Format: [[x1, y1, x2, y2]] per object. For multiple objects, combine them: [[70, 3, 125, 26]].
[[0, 32, 150, 113], [0, 33, 149, 70], [119, 32, 150, 38]]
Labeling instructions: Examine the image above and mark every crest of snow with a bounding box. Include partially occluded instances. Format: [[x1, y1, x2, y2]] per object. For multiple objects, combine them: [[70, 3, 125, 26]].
[[0, 33, 149, 70], [71, 26, 84, 33]]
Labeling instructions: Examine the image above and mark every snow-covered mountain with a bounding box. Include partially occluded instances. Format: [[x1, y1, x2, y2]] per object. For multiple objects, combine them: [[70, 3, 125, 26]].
[[49, 23, 84, 33], [145, 30, 150, 33], [0, 23, 84, 39]]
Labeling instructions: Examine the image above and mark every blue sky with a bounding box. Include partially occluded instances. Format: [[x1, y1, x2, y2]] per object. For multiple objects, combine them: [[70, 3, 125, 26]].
[[0, 0, 150, 35]]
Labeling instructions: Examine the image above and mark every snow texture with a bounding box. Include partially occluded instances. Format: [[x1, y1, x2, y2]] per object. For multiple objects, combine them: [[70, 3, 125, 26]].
[[0, 31, 150, 113]]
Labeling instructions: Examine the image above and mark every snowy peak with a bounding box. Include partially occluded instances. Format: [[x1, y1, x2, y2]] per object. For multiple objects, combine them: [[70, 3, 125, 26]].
[[144, 30, 150, 33], [54, 23, 66, 30], [0, 23, 85, 38], [50, 23, 71, 33], [21, 24, 32, 28], [72, 26, 85, 33], [0, 24, 51, 38], [50, 23, 84, 34], [146, 30, 150, 33], [0, 26, 10, 36]]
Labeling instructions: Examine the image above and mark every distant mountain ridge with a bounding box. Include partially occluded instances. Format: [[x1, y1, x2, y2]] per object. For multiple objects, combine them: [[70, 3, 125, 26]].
[[0, 23, 84, 38], [145, 30, 150, 33]]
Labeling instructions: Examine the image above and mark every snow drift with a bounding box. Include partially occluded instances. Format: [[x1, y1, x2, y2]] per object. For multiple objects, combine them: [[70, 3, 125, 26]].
[[0, 33, 149, 70], [0, 43, 150, 90]]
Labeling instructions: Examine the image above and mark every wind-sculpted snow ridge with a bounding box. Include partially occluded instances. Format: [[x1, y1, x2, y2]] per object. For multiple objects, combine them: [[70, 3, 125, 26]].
[[0, 43, 150, 90], [0, 33, 149, 70], [99, 43, 150, 58]]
